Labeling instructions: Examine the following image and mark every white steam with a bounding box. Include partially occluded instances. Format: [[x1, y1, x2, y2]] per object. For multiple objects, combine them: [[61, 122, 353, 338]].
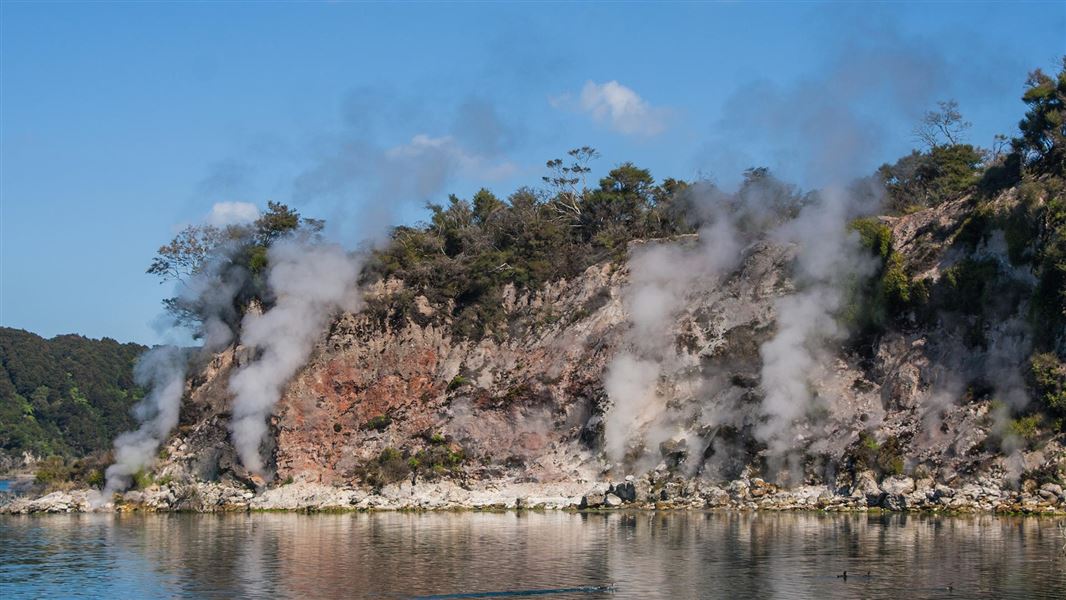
[[99, 346, 187, 499], [755, 187, 876, 475], [97, 246, 244, 502], [603, 209, 742, 464], [228, 239, 363, 474]]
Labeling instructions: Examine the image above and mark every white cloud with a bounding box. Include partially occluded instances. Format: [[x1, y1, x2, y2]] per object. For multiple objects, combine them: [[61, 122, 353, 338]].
[[554, 80, 668, 136], [205, 201, 260, 227]]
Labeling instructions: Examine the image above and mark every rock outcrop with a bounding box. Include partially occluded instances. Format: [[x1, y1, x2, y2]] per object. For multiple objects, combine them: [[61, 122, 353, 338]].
[[4, 189, 1065, 515]]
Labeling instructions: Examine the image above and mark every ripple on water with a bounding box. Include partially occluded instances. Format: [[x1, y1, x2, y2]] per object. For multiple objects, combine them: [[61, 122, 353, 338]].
[[1, 512, 1065, 599]]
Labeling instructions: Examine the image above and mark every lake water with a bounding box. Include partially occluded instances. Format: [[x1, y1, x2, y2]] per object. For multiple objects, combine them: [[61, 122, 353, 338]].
[[1, 511, 1064, 599]]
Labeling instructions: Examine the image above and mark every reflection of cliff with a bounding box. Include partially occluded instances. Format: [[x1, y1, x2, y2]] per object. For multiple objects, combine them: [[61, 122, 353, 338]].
[[5, 513, 1064, 597]]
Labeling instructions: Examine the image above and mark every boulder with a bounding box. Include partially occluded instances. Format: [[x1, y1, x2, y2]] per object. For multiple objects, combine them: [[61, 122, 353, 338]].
[[604, 493, 623, 507], [580, 492, 605, 509], [881, 476, 915, 496], [850, 470, 881, 502], [611, 481, 636, 502], [727, 479, 750, 501], [749, 478, 776, 498], [881, 494, 907, 511], [703, 486, 729, 507], [659, 439, 688, 469], [1040, 483, 1063, 500]]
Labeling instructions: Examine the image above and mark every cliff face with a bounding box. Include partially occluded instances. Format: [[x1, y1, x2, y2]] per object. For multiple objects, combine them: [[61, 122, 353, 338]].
[[146, 188, 1063, 505]]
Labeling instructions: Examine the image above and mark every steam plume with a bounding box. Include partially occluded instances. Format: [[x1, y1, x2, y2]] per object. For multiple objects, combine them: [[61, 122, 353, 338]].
[[228, 239, 363, 474], [603, 198, 742, 464], [755, 187, 877, 478], [98, 238, 246, 501], [100, 346, 187, 497]]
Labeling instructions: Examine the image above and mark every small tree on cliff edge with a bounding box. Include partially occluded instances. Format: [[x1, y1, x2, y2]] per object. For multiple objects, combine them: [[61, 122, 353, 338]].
[[147, 202, 324, 336]]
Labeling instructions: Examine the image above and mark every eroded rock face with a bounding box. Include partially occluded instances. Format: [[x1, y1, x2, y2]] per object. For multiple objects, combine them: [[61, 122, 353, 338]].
[[15, 189, 1060, 515]]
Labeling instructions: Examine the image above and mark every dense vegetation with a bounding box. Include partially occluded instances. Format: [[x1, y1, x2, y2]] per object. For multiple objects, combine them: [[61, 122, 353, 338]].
[[0, 328, 146, 463], [361, 156, 702, 338]]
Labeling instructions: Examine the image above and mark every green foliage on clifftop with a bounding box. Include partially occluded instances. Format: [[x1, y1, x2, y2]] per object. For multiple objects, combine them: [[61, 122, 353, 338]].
[[362, 163, 698, 338]]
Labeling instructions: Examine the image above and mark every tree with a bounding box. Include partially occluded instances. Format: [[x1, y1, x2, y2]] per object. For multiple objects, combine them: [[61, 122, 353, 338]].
[[1015, 57, 1066, 174], [147, 225, 226, 284], [878, 145, 983, 211], [915, 100, 972, 150], [542, 147, 600, 221], [147, 202, 325, 330]]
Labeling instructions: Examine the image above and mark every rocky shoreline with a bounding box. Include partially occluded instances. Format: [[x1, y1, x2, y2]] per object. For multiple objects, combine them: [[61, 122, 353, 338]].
[[4, 472, 1064, 515]]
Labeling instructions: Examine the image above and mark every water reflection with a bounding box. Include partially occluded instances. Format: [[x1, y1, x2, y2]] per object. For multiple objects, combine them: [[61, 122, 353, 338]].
[[2, 511, 1064, 599]]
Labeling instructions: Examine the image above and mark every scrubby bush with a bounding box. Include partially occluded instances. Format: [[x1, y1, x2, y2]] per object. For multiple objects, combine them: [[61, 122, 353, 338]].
[[356, 442, 466, 488], [843, 219, 925, 340], [447, 375, 469, 392], [357, 447, 412, 488], [941, 258, 1002, 315], [362, 415, 392, 432], [1029, 353, 1066, 418], [34, 455, 71, 485], [852, 217, 892, 259], [1007, 414, 1043, 444], [848, 433, 906, 477]]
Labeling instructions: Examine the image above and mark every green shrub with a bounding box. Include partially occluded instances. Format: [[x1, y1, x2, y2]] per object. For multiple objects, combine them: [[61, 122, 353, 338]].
[[842, 220, 925, 338], [881, 253, 912, 310], [363, 415, 392, 432], [34, 455, 71, 485], [132, 469, 154, 490], [953, 204, 993, 250], [1029, 353, 1066, 416], [1007, 414, 1043, 444], [851, 217, 893, 259], [357, 447, 412, 488], [85, 468, 105, 488], [848, 433, 906, 477], [447, 375, 469, 392], [941, 258, 1001, 315], [860, 432, 879, 452], [411, 444, 465, 481]]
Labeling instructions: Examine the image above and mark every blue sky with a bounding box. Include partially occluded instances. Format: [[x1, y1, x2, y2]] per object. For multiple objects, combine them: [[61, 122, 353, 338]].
[[2, 1, 1064, 345]]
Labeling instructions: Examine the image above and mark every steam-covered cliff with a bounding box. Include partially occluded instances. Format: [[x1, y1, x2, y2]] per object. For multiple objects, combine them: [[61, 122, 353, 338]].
[[5, 60, 1066, 515], [9, 182, 1056, 515]]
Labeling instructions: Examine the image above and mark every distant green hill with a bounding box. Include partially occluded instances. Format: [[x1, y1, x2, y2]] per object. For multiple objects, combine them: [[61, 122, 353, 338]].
[[0, 327, 146, 460]]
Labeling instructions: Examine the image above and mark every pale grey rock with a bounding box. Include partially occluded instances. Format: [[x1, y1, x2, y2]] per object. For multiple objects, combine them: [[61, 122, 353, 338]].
[[881, 476, 915, 496]]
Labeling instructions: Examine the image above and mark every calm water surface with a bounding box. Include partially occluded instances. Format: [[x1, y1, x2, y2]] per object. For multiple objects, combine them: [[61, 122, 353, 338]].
[[2, 511, 1064, 599]]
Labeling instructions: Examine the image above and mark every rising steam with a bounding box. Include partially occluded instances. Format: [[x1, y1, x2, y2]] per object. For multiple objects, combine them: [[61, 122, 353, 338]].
[[228, 239, 363, 475], [754, 186, 877, 478], [603, 193, 743, 465], [100, 346, 187, 498], [98, 238, 246, 501]]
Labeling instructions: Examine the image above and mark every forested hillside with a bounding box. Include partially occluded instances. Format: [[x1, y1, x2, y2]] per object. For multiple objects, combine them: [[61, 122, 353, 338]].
[[0, 328, 146, 464]]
